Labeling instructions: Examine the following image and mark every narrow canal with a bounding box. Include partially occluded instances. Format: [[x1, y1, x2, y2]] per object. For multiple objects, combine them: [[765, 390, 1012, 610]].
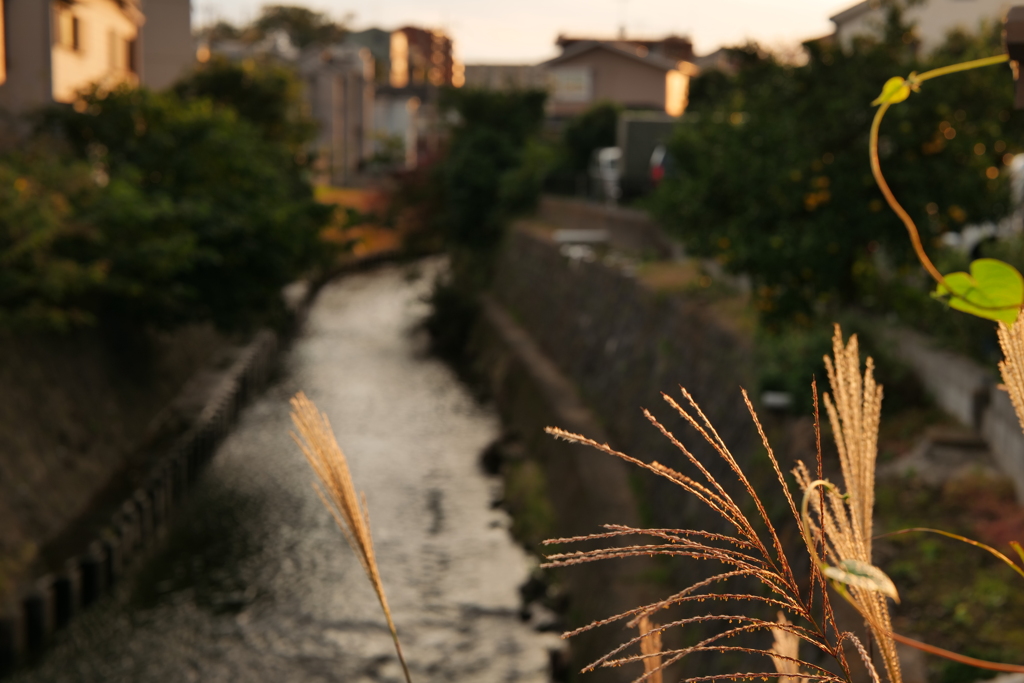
[[14, 258, 557, 682]]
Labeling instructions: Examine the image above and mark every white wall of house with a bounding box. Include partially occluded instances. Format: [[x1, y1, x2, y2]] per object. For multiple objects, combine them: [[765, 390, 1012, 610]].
[[50, 0, 141, 103], [834, 0, 1012, 53]]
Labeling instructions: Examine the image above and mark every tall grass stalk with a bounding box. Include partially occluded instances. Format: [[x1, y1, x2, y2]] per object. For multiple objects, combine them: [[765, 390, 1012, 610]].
[[290, 392, 413, 683], [542, 325, 900, 683]]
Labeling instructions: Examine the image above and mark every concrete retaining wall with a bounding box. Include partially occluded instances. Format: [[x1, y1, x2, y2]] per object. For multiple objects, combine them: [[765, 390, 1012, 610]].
[[490, 225, 764, 502], [539, 196, 1024, 501], [883, 326, 1024, 500], [473, 297, 651, 683], [472, 224, 815, 677], [0, 330, 280, 676]]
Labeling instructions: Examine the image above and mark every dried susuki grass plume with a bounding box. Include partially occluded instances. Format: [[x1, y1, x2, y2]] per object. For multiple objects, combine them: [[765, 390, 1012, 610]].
[[637, 616, 663, 683], [770, 611, 801, 683], [542, 375, 883, 682], [797, 326, 900, 683], [822, 326, 882, 548], [998, 309, 1024, 432], [290, 392, 413, 683]]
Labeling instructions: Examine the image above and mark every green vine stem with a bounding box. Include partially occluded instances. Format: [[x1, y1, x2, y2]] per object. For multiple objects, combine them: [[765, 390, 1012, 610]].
[[891, 632, 1024, 673], [876, 526, 1024, 581], [869, 53, 1016, 314]]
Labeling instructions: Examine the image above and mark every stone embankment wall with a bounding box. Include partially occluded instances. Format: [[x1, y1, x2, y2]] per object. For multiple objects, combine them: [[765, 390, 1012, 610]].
[[535, 196, 1024, 502], [470, 207, 813, 678]]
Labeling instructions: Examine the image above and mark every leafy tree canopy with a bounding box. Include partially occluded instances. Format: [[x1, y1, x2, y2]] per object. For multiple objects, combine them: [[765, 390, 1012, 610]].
[[2, 60, 333, 333], [173, 55, 315, 150], [651, 9, 1023, 327], [200, 5, 350, 50]]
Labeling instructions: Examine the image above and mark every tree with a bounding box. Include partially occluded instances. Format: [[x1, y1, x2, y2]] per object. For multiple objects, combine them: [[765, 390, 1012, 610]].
[[562, 101, 620, 173], [251, 5, 349, 49], [173, 56, 315, 151], [651, 19, 1022, 326], [24, 64, 333, 332]]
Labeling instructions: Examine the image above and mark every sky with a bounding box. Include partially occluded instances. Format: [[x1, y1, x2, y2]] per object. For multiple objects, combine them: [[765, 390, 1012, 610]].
[[194, 0, 859, 63]]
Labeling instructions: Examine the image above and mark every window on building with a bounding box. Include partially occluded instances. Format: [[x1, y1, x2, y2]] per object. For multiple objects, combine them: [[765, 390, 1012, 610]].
[[108, 30, 131, 72], [127, 39, 137, 74], [57, 5, 80, 51], [390, 31, 409, 88], [665, 70, 688, 117]]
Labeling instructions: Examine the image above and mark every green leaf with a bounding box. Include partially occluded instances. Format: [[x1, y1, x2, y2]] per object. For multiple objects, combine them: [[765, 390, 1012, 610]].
[[823, 559, 900, 601], [872, 76, 910, 106], [932, 258, 1023, 325]]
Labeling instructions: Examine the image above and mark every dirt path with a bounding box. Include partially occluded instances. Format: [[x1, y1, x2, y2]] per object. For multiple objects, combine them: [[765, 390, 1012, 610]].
[[14, 258, 557, 683]]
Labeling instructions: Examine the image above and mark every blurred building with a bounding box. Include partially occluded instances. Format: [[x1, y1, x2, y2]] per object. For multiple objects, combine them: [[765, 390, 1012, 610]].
[[462, 64, 548, 91], [831, 0, 1012, 53], [368, 26, 458, 170], [0, 0, 143, 118], [389, 26, 460, 87], [203, 30, 378, 185], [138, 0, 194, 90], [300, 47, 375, 186], [342, 28, 390, 82], [692, 47, 741, 76], [203, 23, 457, 179], [541, 35, 697, 118]]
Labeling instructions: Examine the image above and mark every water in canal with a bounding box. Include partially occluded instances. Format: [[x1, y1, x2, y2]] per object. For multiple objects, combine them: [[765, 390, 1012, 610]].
[[14, 258, 557, 682]]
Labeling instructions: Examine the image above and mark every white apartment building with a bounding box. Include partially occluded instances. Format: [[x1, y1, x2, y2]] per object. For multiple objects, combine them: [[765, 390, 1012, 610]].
[[0, 0, 192, 127]]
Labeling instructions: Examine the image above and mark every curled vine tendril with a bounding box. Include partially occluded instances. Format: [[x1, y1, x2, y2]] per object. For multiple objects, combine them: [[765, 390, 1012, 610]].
[[869, 53, 1023, 322]]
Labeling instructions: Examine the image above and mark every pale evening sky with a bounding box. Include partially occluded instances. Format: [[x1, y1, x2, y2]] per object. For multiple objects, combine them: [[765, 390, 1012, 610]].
[[193, 0, 860, 63]]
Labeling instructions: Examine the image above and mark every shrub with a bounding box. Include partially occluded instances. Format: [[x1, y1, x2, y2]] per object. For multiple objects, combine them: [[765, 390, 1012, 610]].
[[173, 56, 316, 151], [0, 151, 108, 330], [423, 88, 548, 358], [20, 70, 332, 332]]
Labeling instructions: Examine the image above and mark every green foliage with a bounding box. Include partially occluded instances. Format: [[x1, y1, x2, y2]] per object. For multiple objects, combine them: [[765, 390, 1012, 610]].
[[173, 56, 316, 149], [865, 52, 1024, 325], [0, 60, 333, 333], [436, 87, 547, 251], [202, 5, 348, 49], [36, 84, 331, 331], [561, 101, 621, 173], [0, 152, 108, 330], [934, 257, 1023, 323], [423, 88, 547, 358], [252, 5, 348, 48], [499, 139, 557, 216], [755, 316, 931, 414], [651, 22, 1023, 326]]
